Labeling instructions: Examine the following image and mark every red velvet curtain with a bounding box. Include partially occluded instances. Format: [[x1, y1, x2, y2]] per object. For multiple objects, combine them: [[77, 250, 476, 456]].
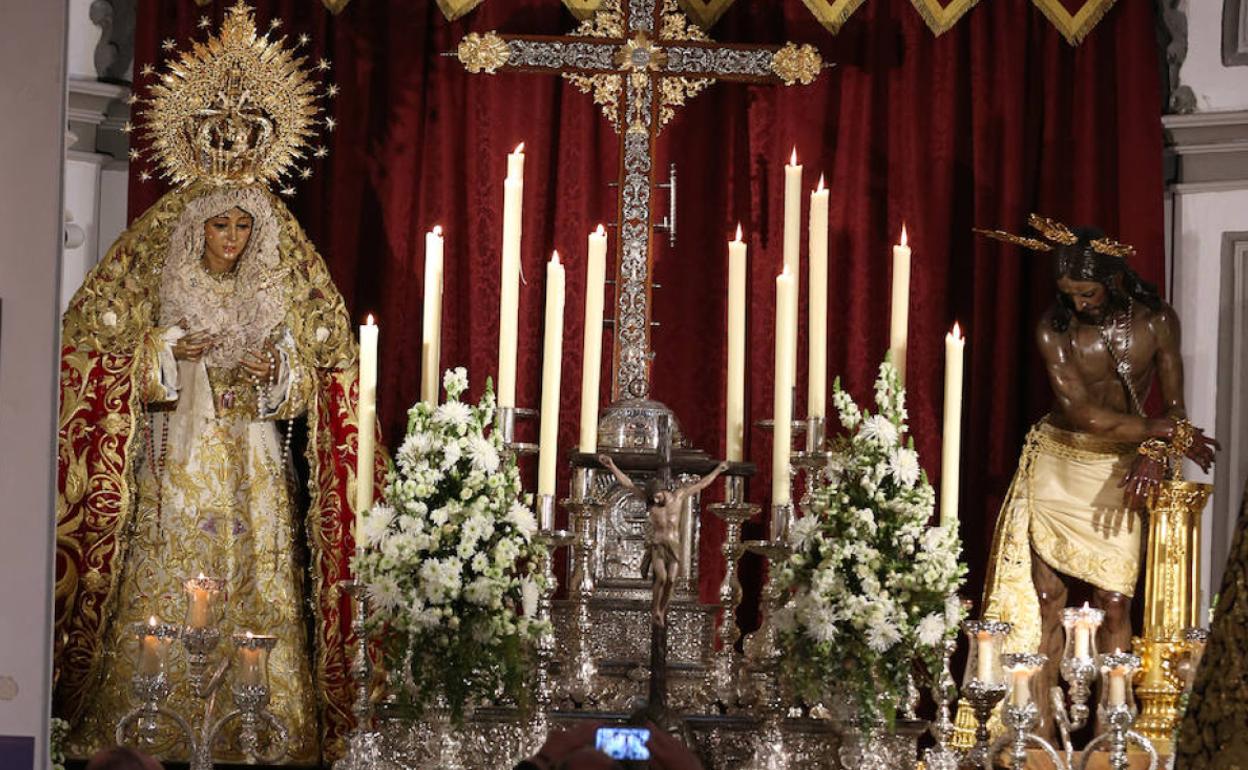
[[132, 0, 1165, 622]]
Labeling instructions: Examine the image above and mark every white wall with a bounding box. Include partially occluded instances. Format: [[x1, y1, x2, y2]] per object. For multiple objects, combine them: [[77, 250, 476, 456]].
[[1172, 189, 1248, 611], [1181, 0, 1248, 112], [0, 2, 68, 769]]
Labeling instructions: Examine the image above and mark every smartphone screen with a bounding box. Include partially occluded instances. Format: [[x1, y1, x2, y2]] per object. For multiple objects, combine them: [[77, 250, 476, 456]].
[[595, 726, 651, 760]]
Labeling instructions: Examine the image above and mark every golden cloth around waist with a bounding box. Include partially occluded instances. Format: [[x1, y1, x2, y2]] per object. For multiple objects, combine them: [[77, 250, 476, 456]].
[[982, 420, 1140, 658]]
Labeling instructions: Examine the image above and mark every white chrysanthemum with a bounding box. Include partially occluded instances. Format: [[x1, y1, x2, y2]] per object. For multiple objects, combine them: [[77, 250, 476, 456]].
[[434, 399, 472, 429], [858, 414, 898, 448], [888, 447, 921, 487], [360, 504, 395, 546], [441, 438, 462, 470], [505, 502, 538, 540], [467, 433, 500, 474], [789, 514, 820, 547], [865, 618, 902, 653], [366, 574, 403, 612], [917, 612, 946, 647]]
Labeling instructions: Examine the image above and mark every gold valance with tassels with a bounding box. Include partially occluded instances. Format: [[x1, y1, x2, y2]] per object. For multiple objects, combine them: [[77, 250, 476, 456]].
[[252, 0, 1117, 46]]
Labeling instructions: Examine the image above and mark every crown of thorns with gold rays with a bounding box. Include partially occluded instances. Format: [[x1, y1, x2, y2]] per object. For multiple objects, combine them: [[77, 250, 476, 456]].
[[973, 213, 1137, 260], [126, 1, 338, 194]]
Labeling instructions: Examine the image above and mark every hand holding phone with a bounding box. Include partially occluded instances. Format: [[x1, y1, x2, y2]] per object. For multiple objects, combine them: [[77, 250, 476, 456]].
[[595, 726, 651, 761]]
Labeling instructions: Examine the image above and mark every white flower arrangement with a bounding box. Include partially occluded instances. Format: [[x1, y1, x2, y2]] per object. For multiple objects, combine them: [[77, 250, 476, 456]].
[[353, 368, 549, 719], [775, 358, 966, 726]]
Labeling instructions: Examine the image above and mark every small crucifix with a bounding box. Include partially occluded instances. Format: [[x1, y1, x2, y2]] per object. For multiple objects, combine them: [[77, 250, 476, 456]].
[[458, 0, 823, 402]]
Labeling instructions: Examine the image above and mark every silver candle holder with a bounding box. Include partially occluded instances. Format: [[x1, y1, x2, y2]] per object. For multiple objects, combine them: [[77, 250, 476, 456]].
[[960, 619, 1011, 768], [116, 621, 288, 770], [1052, 604, 1105, 765], [1077, 652, 1158, 770], [922, 634, 961, 770], [704, 474, 760, 706], [334, 577, 382, 770], [560, 466, 599, 705], [983, 653, 1064, 770], [496, 405, 539, 458]]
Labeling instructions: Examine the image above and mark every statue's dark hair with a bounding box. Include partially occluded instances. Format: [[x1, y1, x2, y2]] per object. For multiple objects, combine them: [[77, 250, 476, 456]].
[[1050, 227, 1163, 332]]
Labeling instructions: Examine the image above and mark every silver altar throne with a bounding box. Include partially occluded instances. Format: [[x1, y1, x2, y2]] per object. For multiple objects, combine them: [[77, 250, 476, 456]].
[[358, 398, 923, 770]]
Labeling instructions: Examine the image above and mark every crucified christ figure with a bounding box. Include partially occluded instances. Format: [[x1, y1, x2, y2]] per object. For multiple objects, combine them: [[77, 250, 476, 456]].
[[598, 455, 729, 627]]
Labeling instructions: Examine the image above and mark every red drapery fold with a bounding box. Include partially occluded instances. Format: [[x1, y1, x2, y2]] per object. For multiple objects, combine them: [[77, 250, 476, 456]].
[[132, 0, 1164, 626]]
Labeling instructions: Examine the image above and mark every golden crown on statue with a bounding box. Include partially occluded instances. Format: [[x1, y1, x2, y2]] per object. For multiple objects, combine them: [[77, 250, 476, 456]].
[[132, 1, 336, 193]]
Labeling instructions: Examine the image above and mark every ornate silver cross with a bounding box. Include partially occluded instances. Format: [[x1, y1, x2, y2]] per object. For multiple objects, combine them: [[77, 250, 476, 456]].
[[458, 0, 822, 402]]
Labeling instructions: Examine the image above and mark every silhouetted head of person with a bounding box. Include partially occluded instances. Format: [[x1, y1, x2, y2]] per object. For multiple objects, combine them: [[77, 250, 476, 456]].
[[85, 746, 165, 770]]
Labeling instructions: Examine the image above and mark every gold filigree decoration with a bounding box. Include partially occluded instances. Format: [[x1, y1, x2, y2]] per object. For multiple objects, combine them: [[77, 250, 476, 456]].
[[909, 0, 983, 36], [617, 32, 669, 72], [1027, 213, 1079, 245], [456, 31, 511, 74], [771, 42, 822, 86], [972, 228, 1054, 252], [1090, 236, 1136, 260], [140, 2, 328, 189]]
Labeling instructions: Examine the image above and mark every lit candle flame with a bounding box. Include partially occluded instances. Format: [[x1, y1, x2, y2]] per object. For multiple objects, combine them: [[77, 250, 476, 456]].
[[514, 142, 525, 154], [789, 147, 798, 166], [734, 223, 743, 241], [246, 630, 254, 640], [551, 249, 560, 264], [433, 225, 443, 237], [148, 616, 158, 627], [595, 224, 606, 237], [950, 321, 962, 340], [365, 313, 375, 326], [196, 572, 206, 580], [817, 174, 826, 193], [900, 224, 908, 247]]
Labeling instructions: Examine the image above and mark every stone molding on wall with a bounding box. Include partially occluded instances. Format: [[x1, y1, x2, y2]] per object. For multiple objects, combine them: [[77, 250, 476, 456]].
[[1163, 109, 1248, 190], [1225, 0, 1248, 66]]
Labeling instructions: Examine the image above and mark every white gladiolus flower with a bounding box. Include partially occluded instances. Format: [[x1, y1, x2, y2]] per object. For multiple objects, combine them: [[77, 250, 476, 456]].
[[442, 367, 469, 397], [789, 514, 820, 547], [520, 576, 539, 617], [888, 447, 921, 487]]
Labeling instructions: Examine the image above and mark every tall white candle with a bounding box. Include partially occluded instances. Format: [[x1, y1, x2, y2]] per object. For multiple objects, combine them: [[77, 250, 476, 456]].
[[137, 616, 163, 676], [1075, 624, 1092, 659], [537, 251, 566, 497], [498, 144, 525, 408], [807, 176, 829, 418], [772, 268, 796, 507], [1011, 669, 1032, 707], [939, 322, 965, 528], [783, 149, 802, 384], [355, 315, 378, 536], [578, 226, 608, 452], [421, 226, 445, 404], [726, 224, 747, 463], [889, 225, 912, 386]]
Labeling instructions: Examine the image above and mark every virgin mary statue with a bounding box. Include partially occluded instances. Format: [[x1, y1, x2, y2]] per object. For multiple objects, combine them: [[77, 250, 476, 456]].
[[53, 4, 381, 764]]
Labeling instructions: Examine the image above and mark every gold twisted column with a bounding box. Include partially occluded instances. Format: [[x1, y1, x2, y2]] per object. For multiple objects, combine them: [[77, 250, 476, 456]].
[[1131, 479, 1211, 754]]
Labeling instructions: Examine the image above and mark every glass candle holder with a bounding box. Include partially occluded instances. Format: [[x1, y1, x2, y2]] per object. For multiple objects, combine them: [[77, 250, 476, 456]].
[[1002, 653, 1047, 709], [1062, 603, 1104, 662], [962, 619, 1011, 687], [132, 616, 179, 678], [1097, 651, 1141, 715], [232, 632, 277, 689], [183, 574, 225, 630]]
